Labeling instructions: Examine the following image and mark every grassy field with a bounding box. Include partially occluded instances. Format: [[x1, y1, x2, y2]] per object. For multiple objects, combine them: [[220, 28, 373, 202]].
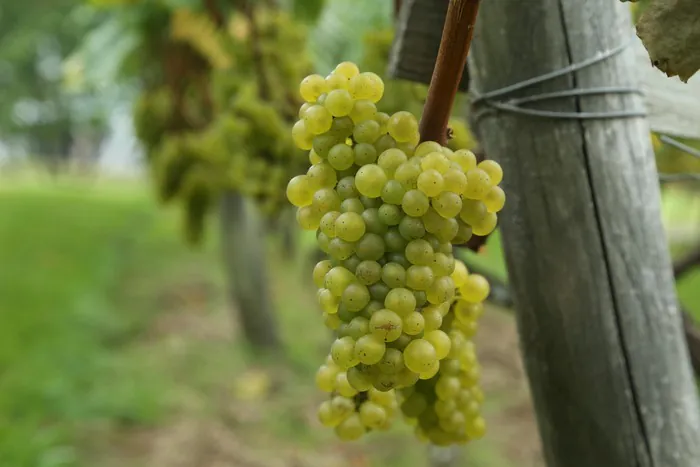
[[0, 177, 543, 467]]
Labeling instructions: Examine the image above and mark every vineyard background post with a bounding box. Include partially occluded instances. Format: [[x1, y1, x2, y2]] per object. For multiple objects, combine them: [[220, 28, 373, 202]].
[[220, 190, 281, 352], [469, 1, 700, 466]]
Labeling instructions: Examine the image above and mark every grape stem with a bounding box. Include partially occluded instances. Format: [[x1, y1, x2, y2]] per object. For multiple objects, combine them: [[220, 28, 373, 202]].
[[419, 0, 481, 145]]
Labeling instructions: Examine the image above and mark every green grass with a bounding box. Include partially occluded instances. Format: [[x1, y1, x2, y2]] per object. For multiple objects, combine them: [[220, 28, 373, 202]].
[[0, 180, 181, 467]]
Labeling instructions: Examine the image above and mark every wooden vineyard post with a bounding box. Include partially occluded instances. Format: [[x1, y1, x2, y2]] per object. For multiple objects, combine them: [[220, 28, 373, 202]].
[[468, 1, 700, 466]]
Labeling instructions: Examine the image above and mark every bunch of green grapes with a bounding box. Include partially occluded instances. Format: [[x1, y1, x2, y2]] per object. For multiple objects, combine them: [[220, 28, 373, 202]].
[[286, 62, 505, 444]]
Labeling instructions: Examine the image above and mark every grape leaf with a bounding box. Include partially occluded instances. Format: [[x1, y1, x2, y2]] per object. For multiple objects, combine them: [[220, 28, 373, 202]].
[[636, 0, 700, 82]]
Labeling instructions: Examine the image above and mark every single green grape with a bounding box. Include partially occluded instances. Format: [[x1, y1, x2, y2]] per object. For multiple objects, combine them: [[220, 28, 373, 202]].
[[335, 371, 359, 397], [355, 164, 388, 198], [402, 189, 430, 217], [303, 105, 333, 134], [384, 287, 417, 316], [398, 216, 426, 240], [369, 309, 403, 342], [384, 228, 408, 252], [421, 152, 451, 174], [478, 159, 503, 185], [361, 208, 388, 235], [340, 198, 364, 214], [483, 186, 506, 213], [464, 168, 492, 200], [378, 148, 408, 177], [450, 149, 478, 171], [349, 99, 377, 123], [382, 262, 407, 288], [355, 334, 386, 364], [353, 119, 381, 144], [328, 144, 355, 171], [312, 187, 341, 214], [359, 400, 387, 428], [405, 239, 434, 266], [374, 134, 397, 155], [375, 112, 390, 133], [406, 265, 435, 291], [313, 260, 334, 288], [381, 180, 406, 205], [286, 174, 313, 207], [422, 306, 443, 331], [297, 206, 321, 230], [325, 89, 354, 116], [378, 204, 403, 226], [425, 330, 452, 360], [326, 72, 349, 90], [334, 61, 360, 78], [292, 120, 313, 150], [336, 176, 358, 200], [459, 199, 488, 226], [432, 192, 462, 218], [461, 273, 490, 302], [387, 111, 419, 143], [335, 413, 365, 440], [442, 169, 467, 195], [417, 169, 444, 197], [354, 143, 378, 166], [355, 260, 382, 285], [471, 211, 497, 236], [355, 233, 385, 261], [327, 116, 354, 139], [394, 162, 421, 190], [316, 364, 338, 392], [306, 162, 337, 191], [403, 311, 425, 335], [300, 74, 328, 102], [325, 266, 356, 296], [342, 282, 371, 311], [331, 336, 359, 369]]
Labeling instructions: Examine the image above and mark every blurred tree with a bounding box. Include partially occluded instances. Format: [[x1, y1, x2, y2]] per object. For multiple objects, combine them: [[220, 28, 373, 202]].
[[0, 0, 108, 169]]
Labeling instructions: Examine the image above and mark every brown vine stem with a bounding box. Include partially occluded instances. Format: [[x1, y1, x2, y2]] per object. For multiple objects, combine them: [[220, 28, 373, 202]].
[[419, 0, 481, 145], [394, 0, 403, 20]]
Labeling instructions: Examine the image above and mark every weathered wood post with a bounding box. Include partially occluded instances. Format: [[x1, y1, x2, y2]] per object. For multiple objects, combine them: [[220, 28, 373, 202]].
[[390, 0, 700, 466], [220, 191, 281, 352], [467, 1, 700, 466]]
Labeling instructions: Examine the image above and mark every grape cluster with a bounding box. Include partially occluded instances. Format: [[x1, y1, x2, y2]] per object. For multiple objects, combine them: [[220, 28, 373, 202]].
[[286, 62, 505, 444]]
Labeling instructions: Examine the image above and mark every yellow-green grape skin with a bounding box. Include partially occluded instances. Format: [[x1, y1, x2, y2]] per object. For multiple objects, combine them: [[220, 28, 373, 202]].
[[315, 364, 338, 392], [318, 400, 341, 427], [355, 164, 388, 198], [328, 144, 355, 171], [478, 159, 503, 185], [353, 120, 381, 144], [404, 339, 438, 374], [336, 176, 359, 200], [355, 260, 382, 285], [349, 99, 378, 123], [335, 212, 366, 242], [341, 198, 364, 214], [466, 416, 487, 440], [320, 211, 341, 237], [483, 186, 506, 213], [335, 413, 365, 440], [398, 216, 426, 240], [417, 169, 445, 197], [405, 239, 434, 266], [450, 149, 478, 171], [325, 266, 356, 296], [354, 143, 378, 166], [355, 232, 386, 261], [348, 72, 378, 101], [461, 274, 490, 302], [406, 265, 435, 291], [382, 262, 406, 288], [331, 336, 359, 369], [313, 260, 333, 288], [303, 105, 333, 135], [471, 211, 498, 236], [318, 288, 339, 314], [421, 306, 443, 331], [328, 237, 355, 261], [342, 282, 371, 311], [435, 376, 461, 401], [464, 169, 492, 200], [292, 120, 313, 150], [432, 192, 463, 218], [297, 206, 321, 230], [381, 180, 406, 205], [364, 72, 385, 103], [415, 141, 443, 158], [307, 162, 337, 190], [324, 312, 341, 329], [459, 199, 488, 227], [347, 366, 373, 391], [300, 74, 328, 103], [394, 162, 421, 190], [424, 330, 452, 360], [312, 187, 341, 214], [335, 372, 359, 397], [402, 189, 430, 218], [378, 348, 405, 374], [384, 287, 417, 316], [455, 301, 484, 324], [426, 276, 456, 305], [298, 102, 312, 119], [378, 148, 408, 177], [309, 149, 323, 165], [359, 401, 387, 428], [346, 316, 370, 340], [324, 89, 354, 117], [403, 312, 425, 335], [375, 112, 390, 133], [334, 61, 360, 79], [421, 152, 451, 174], [354, 334, 386, 364], [326, 72, 349, 90], [328, 116, 354, 139], [442, 169, 467, 195], [387, 111, 419, 143], [378, 204, 402, 226], [286, 175, 313, 207], [369, 309, 403, 342]]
